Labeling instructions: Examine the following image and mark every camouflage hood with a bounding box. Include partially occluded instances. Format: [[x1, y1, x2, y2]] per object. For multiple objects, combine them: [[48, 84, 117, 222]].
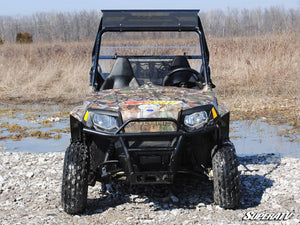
[[81, 85, 218, 121]]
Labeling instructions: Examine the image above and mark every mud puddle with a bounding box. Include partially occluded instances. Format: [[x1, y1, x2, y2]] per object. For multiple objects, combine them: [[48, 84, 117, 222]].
[[231, 120, 299, 157], [0, 105, 71, 153], [0, 106, 299, 157]]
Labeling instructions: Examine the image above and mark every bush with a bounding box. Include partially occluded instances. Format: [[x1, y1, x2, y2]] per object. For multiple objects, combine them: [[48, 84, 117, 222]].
[[0, 37, 3, 44], [16, 32, 33, 43]]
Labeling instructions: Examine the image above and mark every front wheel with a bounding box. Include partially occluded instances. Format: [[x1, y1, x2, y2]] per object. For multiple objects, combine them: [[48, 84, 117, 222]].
[[212, 141, 240, 209], [61, 142, 89, 214]]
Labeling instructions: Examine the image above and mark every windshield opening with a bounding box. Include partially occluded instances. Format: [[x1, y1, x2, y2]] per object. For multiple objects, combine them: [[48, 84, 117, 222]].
[[98, 31, 203, 86]]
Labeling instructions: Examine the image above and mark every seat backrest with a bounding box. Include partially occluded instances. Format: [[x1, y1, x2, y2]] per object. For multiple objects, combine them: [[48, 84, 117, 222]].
[[164, 56, 192, 86], [101, 57, 135, 90], [171, 56, 191, 69]]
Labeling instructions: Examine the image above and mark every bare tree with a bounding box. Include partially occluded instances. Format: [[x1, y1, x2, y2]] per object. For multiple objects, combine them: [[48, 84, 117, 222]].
[[0, 8, 298, 43]]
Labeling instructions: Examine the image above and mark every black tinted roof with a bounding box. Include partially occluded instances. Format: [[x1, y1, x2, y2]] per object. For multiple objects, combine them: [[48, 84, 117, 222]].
[[102, 10, 199, 31]]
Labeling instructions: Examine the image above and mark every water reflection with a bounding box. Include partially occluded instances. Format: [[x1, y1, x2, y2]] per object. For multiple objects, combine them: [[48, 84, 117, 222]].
[[231, 120, 299, 158], [0, 104, 71, 153]]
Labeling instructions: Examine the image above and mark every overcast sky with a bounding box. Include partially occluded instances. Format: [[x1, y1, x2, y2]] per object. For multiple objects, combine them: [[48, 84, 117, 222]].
[[0, 0, 299, 16]]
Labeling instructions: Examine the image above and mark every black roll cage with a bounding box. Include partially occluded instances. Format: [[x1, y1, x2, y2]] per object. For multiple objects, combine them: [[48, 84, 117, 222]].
[[90, 10, 211, 91]]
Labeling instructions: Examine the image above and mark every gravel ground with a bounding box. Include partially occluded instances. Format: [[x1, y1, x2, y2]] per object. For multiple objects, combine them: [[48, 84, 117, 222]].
[[0, 152, 299, 225]]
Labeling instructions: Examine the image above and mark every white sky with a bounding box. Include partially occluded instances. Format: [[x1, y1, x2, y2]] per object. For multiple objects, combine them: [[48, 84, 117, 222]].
[[0, 0, 299, 16]]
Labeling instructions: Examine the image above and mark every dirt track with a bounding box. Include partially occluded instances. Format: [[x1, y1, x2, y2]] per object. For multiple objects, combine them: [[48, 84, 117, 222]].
[[0, 152, 299, 224]]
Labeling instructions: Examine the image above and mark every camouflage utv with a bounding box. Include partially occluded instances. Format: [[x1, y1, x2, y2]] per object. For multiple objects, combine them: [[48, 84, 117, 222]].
[[61, 10, 240, 214]]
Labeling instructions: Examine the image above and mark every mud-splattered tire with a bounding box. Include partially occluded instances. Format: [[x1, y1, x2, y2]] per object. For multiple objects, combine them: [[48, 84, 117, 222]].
[[61, 142, 89, 214], [212, 142, 240, 209]]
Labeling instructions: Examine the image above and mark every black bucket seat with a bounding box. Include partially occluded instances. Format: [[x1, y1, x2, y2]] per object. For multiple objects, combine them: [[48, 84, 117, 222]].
[[101, 57, 138, 90]]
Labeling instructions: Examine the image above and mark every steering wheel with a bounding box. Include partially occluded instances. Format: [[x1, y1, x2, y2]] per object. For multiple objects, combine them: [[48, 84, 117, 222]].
[[162, 67, 204, 87]]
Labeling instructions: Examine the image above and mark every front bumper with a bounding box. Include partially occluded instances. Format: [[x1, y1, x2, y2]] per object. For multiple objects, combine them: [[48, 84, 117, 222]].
[[83, 117, 219, 184]]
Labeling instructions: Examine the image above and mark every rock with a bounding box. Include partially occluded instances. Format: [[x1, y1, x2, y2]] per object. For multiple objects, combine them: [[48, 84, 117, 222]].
[[0, 175, 4, 184], [206, 205, 213, 210], [143, 219, 154, 224], [16, 195, 23, 201], [26, 172, 34, 178], [116, 205, 125, 211], [215, 205, 222, 210], [46, 117, 60, 122], [197, 203, 205, 208], [261, 117, 267, 121], [171, 209, 179, 216], [182, 220, 192, 225]]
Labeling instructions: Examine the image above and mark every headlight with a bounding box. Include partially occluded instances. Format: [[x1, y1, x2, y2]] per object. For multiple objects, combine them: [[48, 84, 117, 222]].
[[93, 114, 117, 130], [184, 111, 208, 129]]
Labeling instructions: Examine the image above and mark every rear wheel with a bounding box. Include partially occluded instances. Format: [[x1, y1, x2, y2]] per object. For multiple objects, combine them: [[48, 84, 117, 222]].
[[61, 142, 89, 214], [212, 141, 240, 209]]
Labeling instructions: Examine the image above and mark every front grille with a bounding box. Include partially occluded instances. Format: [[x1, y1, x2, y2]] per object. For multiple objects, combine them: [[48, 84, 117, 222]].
[[124, 120, 177, 133]]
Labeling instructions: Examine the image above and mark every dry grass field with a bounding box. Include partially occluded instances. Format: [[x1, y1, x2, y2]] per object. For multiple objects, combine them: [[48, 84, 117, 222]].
[[0, 42, 91, 102], [0, 34, 299, 129], [210, 34, 299, 127]]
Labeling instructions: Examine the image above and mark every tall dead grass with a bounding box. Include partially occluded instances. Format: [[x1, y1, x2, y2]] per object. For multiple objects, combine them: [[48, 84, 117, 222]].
[[208, 34, 299, 125], [210, 34, 299, 98], [0, 42, 91, 103], [0, 34, 299, 126]]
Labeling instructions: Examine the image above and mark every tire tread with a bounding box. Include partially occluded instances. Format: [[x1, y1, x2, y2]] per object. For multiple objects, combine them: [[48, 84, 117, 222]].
[[212, 142, 240, 209], [61, 142, 89, 214]]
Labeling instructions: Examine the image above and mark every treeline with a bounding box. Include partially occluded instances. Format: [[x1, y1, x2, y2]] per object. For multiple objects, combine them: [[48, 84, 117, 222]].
[[0, 10, 100, 43], [200, 7, 299, 37], [0, 6, 299, 43]]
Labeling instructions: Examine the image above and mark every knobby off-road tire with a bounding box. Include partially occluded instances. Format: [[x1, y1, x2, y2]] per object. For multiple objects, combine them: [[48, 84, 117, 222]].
[[61, 142, 89, 214], [212, 142, 240, 209]]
